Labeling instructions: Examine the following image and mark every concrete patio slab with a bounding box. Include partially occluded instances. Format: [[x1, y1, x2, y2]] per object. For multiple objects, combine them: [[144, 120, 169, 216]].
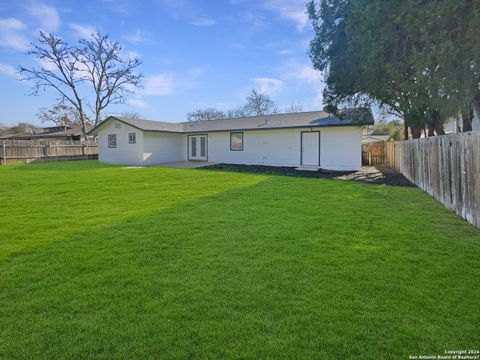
[[154, 161, 219, 169]]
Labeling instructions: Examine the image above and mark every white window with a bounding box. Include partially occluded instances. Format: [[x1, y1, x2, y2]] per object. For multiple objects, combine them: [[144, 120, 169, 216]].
[[128, 133, 136, 144], [108, 134, 117, 148], [230, 132, 243, 151]]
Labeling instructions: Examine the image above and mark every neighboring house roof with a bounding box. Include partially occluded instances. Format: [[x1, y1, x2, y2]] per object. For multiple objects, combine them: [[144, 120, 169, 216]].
[[90, 110, 374, 135], [362, 135, 390, 143], [1, 126, 92, 140]]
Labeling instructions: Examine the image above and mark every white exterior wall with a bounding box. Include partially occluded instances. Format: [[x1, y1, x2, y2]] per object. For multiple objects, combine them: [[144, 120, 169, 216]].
[[97, 120, 144, 165], [444, 110, 480, 134], [142, 132, 186, 165], [320, 127, 362, 171], [204, 126, 362, 170], [96, 120, 362, 171], [206, 128, 301, 167]]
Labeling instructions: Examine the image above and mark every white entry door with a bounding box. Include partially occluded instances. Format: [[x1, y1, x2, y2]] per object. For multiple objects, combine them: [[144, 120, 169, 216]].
[[301, 132, 320, 166], [189, 135, 207, 160]]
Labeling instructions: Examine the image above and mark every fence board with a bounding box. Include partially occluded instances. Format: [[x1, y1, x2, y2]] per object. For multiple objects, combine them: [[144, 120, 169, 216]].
[[362, 141, 385, 165], [0, 139, 98, 165], [385, 132, 480, 228]]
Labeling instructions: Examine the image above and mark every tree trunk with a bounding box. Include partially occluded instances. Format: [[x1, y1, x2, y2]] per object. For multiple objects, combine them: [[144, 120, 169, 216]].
[[461, 105, 473, 132], [473, 91, 480, 119], [434, 122, 445, 136], [403, 115, 410, 140], [410, 125, 422, 139], [430, 110, 445, 136], [427, 122, 435, 137], [77, 102, 89, 145]]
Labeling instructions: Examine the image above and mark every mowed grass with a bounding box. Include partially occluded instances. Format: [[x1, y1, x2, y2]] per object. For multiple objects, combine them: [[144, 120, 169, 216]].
[[0, 161, 479, 359]]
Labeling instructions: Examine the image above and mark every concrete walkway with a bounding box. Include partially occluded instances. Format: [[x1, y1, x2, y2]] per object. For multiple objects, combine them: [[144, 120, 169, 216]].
[[155, 161, 219, 169]]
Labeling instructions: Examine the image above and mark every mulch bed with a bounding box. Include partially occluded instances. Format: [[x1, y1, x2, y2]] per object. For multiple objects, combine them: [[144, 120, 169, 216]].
[[201, 163, 414, 187]]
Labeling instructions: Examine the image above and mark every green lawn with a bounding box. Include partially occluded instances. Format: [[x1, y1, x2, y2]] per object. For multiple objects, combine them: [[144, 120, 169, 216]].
[[0, 161, 479, 359]]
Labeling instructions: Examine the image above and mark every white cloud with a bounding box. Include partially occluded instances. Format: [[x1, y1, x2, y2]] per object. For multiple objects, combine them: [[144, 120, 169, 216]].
[[128, 97, 147, 108], [37, 57, 57, 71], [69, 23, 96, 39], [102, 0, 129, 15], [313, 88, 323, 107], [126, 30, 145, 44], [274, 61, 325, 109], [253, 77, 283, 95], [278, 60, 323, 84], [189, 18, 217, 27], [264, 0, 309, 31], [26, 3, 60, 32], [277, 49, 292, 56], [140, 68, 203, 97], [120, 50, 140, 61], [0, 18, 25, 31], [0, 18, 29, 51], [0, 62, 20, 79], [144, 74, 174, 96], [297, 66, 323, 84]]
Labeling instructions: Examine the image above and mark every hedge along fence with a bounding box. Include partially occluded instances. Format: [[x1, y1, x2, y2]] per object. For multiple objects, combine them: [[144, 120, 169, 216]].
[[385, 132, 480, 228], [0, 139, 98, 165]]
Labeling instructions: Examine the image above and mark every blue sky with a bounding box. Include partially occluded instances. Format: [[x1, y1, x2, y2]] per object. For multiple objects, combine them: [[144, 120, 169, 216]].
[[0, 0, 325, 125]]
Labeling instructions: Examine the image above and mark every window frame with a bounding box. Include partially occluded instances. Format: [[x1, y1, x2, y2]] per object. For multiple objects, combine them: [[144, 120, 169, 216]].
[[108, 134, 117, 148], [230, 131, 244, 151], [128, 132, 136, 144]]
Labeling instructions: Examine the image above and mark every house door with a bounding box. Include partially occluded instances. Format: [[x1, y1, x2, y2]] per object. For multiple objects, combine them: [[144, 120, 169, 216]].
[[189, 135, 207, 160], [301, 132, 320, 166]]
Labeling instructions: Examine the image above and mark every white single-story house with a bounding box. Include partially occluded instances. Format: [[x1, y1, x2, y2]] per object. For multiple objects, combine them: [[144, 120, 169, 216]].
[[362, 134, 390, 144], [89, 111, 373, 171], [444, 110, 480, 134]]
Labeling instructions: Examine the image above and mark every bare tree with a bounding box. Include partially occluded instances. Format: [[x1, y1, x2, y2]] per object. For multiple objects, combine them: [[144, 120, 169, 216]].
[[186, 89, 280, 121], [120, 111, 142, 120], [37, 104, 90, 128], [78, 33, 143, 125], [187, 108, 226, 122], [19, 32, 90, 140], [0, 123, 7, 137], [225, 106, 250, 119], [285, 103, 303, 113], [19, 32, 143, 141], [244, 88, 277, 116]]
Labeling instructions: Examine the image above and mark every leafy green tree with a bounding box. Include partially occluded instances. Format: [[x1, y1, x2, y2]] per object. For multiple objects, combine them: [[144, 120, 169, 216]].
[[308, 0, 479, 137]]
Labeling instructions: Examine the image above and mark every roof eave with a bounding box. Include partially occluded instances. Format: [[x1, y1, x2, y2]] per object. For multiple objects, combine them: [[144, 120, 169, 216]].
[[184, 122, 367, 134], [88, 116, 145, 135]]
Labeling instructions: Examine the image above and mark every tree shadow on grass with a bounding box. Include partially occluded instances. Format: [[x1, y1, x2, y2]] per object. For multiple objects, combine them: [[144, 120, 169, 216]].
[[0, 176, 479, 359]]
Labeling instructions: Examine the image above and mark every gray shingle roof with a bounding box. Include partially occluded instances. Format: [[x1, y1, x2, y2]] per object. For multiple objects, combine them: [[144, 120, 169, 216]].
[[110, 117, 184, 132], [90, 110, 373, 135]]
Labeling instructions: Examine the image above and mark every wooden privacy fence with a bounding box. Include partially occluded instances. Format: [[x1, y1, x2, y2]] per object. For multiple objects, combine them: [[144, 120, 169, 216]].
[[385, 132, 480, 228], [0, 139, 98, 165], [362, 141, 385, 165]]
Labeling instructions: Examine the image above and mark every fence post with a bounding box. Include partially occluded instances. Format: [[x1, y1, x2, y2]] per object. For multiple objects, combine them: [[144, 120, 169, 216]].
[[82, 143, 86, 160], [1, 140, 6, 165]]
